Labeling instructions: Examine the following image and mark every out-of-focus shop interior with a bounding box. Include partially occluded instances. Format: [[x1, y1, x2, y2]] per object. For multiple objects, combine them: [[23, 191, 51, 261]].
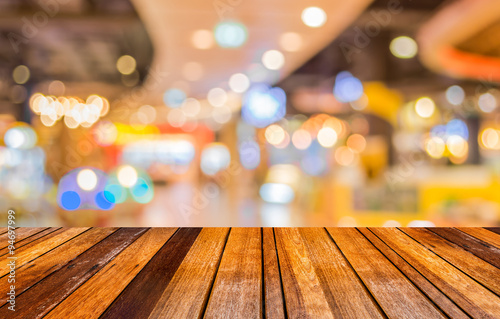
[[1, 0, 500, 227]]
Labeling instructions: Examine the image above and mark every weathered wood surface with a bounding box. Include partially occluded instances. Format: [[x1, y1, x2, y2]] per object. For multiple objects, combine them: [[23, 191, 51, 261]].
[[0, 227, 498, 318]]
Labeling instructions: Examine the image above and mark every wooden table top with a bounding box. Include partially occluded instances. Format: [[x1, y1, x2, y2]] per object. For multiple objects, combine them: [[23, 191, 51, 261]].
[[0, 227, 499, 318]]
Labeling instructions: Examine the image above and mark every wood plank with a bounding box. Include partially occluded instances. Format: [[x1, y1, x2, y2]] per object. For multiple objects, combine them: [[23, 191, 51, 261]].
[[148, 228, 229, 318], [457, 227, 500, 249], [45, 228, 177, 319], [100, 228, 200, 319], [403, 227, 500, 295], [0, 227, 50, 250], [359, 228, 469, 319], [204, 228, 262, 318], [0, 227, 118, 307], [0, 227, 89, 277], [299, 228, 384, 318], [0, 228, 7, 235], [274, 228, 334, 318], [262, 228, 285, 319], [485, 227, 500, 235], [370, 227, 500, 318], [0, 227, 148, 319], [428, 227, 500, 268], [327, 228, 445, 318], [0, 228, 60, 257]]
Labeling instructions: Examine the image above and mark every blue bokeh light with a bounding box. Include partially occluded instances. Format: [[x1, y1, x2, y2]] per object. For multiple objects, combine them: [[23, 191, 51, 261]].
[[239, 140, 261, 170], [242, 84, 286, 128], [163, 89, 187, 108], [61, 191, 81, 210], [214, 21, 248, 48], [333, 71, 363, 103], [95, 191, 114, 210]]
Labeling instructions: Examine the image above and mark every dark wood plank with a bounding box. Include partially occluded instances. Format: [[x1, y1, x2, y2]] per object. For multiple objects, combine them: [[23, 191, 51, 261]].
[[148, 228, 229, 318], [486, 227, 500, 235], [0, 227, 148, 319], [359, 228, 469, 319], [457, 227, 500, 249], [274, 228, 334, 318], [204, 228, 262, 318], [403, 227, 500, 295], [262, 228, 286, 319], [0, 227, 118, 307], [327, 228, 445, 318], [100, 228, 200, 319], [429, 227, 500, 268], [371, 227, 500, 318], [0, 228, 60, 257], [0, 227, 89, 277], [45, 228, 176, 319], [0, 227, 50, 250]]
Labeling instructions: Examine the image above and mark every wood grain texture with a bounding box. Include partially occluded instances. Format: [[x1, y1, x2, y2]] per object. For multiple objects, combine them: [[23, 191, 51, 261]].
[[45, 228, 177, 319], [0, 227, 59, 256], [358, 228, 469, 319], [457, 227, 500, 249], [148, 228, 229, 318], [204, 228, 262, 319], [0, 227, 118, 307], [0, 228, 147, 319], [0, 227, 89, 277], [326, 227, 445, 318], [370, 227, 500, 318], [428, 227, 500, 268], [262, 228, 286, 319], [0, 228, 7, 235], [100, 228, 200, 319], [486, 227, 500, 235], [402, 227, 500, 295], [0, 227, 50, 250], [274, 228, 334, 319]]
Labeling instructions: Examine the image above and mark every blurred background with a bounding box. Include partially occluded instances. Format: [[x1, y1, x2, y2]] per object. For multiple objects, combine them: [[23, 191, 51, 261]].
[[1, 0, 500, 227]]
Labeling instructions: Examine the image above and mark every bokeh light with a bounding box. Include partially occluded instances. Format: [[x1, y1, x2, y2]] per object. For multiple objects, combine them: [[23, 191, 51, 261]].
[[301, 7, 327, 28], [207, 88, 228, 107], [242, 84, 286, 128], [390, 36, 418, 59], [415, 97, 435, 118], [191, 29, 214, 49], [425, 136, 446, 159], [292, 129, 312, 150], [201, 143, 231, 176], [117, 165, 138, 188], [12, 65, 30, 84], [317, 127, 338, 148], [229, 73, 250, 93], [260, 183, 295, 204], [116, 55, 136, 75], [334, 71, 363, 103], [262, 50, 285, 70], [214, 21, 248, 48], [77, 169, 98, 191], [163, 88, 187, 108], [446, 85, 465, 105], [478, 92, 497, 113]]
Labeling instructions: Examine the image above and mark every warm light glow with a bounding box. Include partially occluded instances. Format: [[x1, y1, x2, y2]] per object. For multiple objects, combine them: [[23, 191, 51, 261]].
[[301, 7, 327, 28], [335, 146, 355, 166], [481, 128, 500, 150], [181, 98, 201, 117], [117, 165, 138, 188], [262, 50, 285, 70], [279, 32, 303, 52], [425, 136, 445, 159], [292, 129, 312, 150], [116, 55, 136, 75], [77, 169, 98, 191], [317, 127, 338, 148], [346, 134, 366, 153], [265, 124, 286, 146], [446, 135, 468, 158], [390, 36, 418, 59], [191, 29, 214, 49], [415, 97, 435, 118], [229, 73, 250, 93]]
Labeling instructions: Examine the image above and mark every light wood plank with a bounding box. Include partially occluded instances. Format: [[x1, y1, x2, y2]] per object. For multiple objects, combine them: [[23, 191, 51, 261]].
[[0, 227, 118, 307], [358, 228, 469, 319], [0, 227, 89, 277], [0, 227, 50, 250], [274, 228, 334, 318], [100, 228, 200, 318], [148, 228, 229, 318], [262, 228, 286, 319], [204, 228, 262, 319], [371, 228, 500, 318], [402, 228, 500, 295], [327, 228, 445, 318], [0, 228, 59, 256], [457, 227, 500, 249], [0, 228, 148, 319], [45, 228, 177, 319]]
